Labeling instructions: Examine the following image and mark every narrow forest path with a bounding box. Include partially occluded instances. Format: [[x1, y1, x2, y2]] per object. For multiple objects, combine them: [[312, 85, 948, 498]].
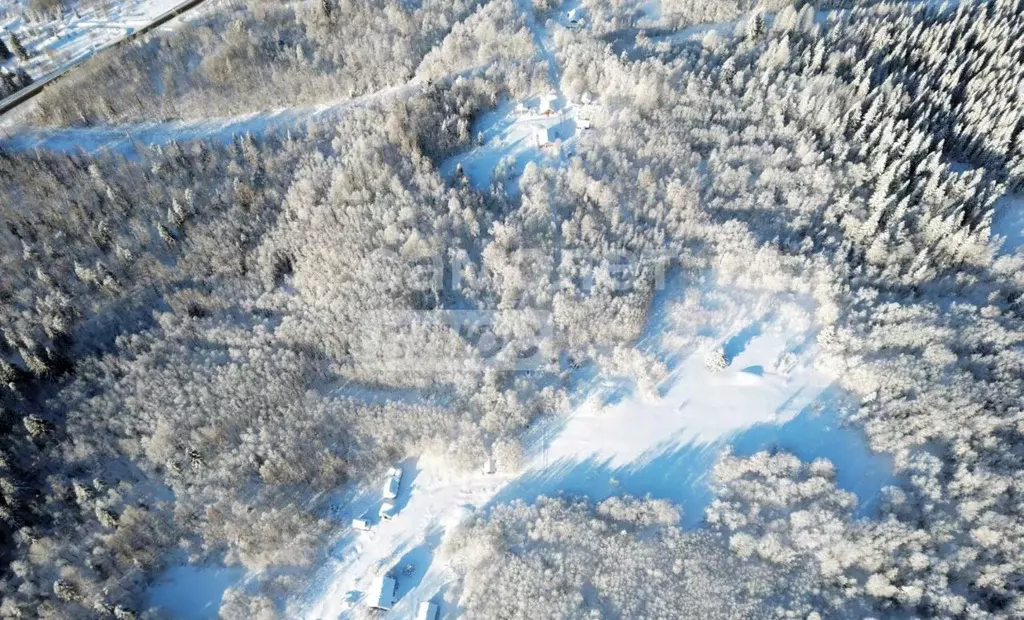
[[516, 0, 566, 100], [0, 59, 499, 155], [0, 79, 418, 154]]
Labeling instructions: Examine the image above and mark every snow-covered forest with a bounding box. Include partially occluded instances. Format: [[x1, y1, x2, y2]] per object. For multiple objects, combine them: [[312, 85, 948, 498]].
[[0, 0, 1022, 618]]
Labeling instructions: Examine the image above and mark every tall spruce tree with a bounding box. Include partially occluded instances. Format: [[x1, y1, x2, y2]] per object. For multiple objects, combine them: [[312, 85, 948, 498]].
[[9, 33, 29, 62]]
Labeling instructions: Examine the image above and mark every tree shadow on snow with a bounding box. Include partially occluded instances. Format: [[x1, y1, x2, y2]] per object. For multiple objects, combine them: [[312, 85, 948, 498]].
[[740, 364, 764, 376], [146, 555, 246, 620], [490, 385, 895, 526], [486, 441, 720, 529], [723, 319, 765, 365], [392, 528, 443, 603], [729, 385, 895, 517]]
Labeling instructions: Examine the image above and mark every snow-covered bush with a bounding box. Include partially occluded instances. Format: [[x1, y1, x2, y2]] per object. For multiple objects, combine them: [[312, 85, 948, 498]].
[[703, 345, 728, 372]]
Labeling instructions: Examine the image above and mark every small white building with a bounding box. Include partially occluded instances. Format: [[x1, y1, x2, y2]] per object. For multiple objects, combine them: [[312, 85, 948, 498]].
[[534, 126, 548, 145], [567, 7, 585, 23], [368, 575, 398, 610], [416, 601, 440, 620], [379, 502, 397, 520], [353, 515, 370, 531], [577, 117, 592, 130], [535, 124, 561, 146]]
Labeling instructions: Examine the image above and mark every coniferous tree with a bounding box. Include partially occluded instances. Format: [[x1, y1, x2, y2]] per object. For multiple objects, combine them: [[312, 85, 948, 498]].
[[14, 68, 32, 88], [9, 33, 28, 62], [746, 11, 765, 41]]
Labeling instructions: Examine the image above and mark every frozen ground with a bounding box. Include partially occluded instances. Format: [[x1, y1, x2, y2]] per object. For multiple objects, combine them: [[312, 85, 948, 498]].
[[146, 561, 245, 619]]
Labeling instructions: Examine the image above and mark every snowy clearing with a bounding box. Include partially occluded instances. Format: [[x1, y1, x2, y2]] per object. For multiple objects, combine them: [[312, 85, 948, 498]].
[[439, 95, 592, 194], [146, 562, 245, 619]]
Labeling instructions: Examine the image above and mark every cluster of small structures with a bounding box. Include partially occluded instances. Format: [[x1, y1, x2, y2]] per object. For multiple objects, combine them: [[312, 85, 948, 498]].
[[352, 466, 441, 616], [352, 466, 404, 533]]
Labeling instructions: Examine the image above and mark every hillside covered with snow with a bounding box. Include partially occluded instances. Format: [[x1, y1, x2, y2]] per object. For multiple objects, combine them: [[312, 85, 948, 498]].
[[0, 0, 1022, 619]]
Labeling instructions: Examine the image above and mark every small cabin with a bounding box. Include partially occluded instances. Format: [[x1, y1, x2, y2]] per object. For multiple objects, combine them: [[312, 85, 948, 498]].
[[368, 575, 398, 610], [577, 118, 592, 130], [353, 516, 370, 531], [379, 502, 397, 520], [538, 93, 557, 115], [416, 601, 440, 620]]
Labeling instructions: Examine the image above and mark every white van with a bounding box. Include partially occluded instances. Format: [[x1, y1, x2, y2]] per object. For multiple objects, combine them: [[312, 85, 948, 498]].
[[383, 466, 403, 499]]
